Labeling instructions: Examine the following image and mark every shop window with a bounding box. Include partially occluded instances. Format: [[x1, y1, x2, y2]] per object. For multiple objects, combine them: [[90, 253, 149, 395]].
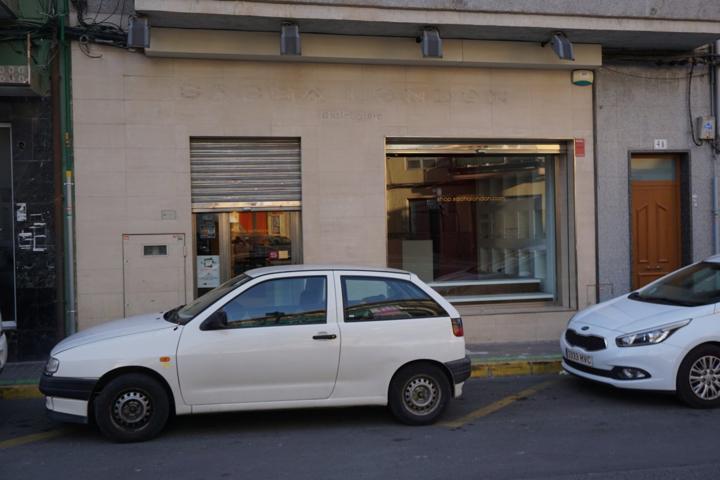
[[387, 149, 561, 304]]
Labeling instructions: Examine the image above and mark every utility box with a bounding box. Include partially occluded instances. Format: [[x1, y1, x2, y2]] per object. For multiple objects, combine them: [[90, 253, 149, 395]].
[[697, 116, 716, 141]]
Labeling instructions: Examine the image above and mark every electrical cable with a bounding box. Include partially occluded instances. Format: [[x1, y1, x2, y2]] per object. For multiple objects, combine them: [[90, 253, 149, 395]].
[[687, 61, 705, 147], [601, 65, 710, 81]]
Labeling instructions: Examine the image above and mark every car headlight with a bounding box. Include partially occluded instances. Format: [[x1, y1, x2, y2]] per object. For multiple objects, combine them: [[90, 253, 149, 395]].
[[44, 357, 60, 375], [615, 319, 691, 347]]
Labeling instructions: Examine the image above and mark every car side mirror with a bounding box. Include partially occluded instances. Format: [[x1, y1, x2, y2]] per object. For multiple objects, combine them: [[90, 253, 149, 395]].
[[201, 310, 228, 331]]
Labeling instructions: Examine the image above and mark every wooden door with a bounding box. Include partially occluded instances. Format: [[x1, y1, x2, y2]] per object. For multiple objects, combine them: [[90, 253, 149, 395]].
[[631, 156, 681, 289]]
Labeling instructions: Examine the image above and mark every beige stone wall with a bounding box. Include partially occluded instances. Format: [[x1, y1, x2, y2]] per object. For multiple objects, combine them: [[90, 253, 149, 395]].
[[71, 44, 595, 341]]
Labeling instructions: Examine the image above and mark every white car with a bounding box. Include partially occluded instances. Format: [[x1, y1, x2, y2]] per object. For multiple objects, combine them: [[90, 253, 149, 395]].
[[40, 266, 470, 442], [562, 256, 720, 408], [0, 312, 7, 373]]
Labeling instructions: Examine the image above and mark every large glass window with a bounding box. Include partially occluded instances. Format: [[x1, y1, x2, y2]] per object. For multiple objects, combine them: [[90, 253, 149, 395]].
[[387, 152, 558, 303]]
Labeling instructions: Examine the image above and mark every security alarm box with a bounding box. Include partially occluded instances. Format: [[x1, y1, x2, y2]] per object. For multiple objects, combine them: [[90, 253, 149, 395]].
[[697, 116, 716, 141]]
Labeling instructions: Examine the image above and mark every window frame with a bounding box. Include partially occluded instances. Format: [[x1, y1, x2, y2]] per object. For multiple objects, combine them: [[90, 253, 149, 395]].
[[385, 143, 577, 312], [339, 274, 449, 323], [201, 273, 331, 331]]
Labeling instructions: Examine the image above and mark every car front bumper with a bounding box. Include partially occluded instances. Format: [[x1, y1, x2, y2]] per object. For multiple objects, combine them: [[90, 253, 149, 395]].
[[560, 326, 680, 391], [40, 375, 97, 424]]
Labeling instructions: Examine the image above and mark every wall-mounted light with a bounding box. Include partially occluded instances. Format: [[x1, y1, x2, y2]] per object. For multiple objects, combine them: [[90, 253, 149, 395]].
[[280, 22, 301, 56], [127, 16, 150, 49], [419, 27, 443, 58], [542, 32, 574, 61]]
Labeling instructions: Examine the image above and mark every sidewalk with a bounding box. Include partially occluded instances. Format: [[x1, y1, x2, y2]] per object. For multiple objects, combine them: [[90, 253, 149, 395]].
[[0, 341, 563, 399]]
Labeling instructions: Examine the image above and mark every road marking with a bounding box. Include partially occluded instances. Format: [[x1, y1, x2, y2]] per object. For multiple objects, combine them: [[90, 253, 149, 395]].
[[441, 379, 558, 429], [0, 430, 65, 449]]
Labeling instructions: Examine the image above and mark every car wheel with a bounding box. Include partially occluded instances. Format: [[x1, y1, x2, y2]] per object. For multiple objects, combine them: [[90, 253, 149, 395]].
[[389, 363, 450, 425], [677, 345, 720, 408], [94, 373, 170, 442]]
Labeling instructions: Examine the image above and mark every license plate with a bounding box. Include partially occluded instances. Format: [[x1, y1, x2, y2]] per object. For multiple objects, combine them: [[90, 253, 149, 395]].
[[565, 348, 593, 367]]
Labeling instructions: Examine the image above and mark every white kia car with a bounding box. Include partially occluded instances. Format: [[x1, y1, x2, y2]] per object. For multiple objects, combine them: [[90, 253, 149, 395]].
[[562, 256, 720, 408], [40, 266, 470, 442]]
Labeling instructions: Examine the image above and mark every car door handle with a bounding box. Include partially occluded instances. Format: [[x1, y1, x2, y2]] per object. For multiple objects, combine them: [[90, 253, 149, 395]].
[[313, 333, 337, 340]]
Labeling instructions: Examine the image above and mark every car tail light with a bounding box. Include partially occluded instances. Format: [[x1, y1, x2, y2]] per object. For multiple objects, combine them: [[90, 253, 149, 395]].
[[451, 317, 464, 337]]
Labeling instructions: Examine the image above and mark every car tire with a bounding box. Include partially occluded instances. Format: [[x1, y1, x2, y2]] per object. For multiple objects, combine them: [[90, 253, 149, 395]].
[[94, 373, 170, 442], [677, 345, 720, 409], [388, 363, 451, 425]]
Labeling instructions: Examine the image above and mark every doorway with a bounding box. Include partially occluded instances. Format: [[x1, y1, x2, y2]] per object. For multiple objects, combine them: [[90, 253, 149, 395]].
[[630, 155, 682, 290], [194, 211, 302, 295], [0, 125, 15, 326]]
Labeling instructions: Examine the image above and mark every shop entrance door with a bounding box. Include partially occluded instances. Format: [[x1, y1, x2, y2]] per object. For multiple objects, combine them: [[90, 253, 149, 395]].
[[195, 211, 302, 295], [630, 155, 681, 290], [123, 234, 187, 316]]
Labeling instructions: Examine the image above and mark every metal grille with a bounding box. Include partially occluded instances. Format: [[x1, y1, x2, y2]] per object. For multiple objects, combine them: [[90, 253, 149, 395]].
[[565, 329, 607, 352], [190, 137, 301, 211]]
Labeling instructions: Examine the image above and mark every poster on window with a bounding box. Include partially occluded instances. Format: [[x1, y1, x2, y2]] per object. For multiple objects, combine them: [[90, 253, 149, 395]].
[[197, 255, 220, 288]]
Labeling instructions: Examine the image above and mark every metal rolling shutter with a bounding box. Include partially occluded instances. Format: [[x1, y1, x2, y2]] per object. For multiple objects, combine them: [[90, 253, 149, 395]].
[[190, 137, 301, 210]]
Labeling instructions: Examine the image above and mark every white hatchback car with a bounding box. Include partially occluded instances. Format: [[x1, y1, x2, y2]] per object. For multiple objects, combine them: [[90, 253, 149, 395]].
[[562, 256, 720, 408], [41, 266, 470, 442]]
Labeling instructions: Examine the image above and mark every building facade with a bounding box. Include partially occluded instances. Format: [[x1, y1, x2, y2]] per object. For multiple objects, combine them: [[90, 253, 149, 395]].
[[596, 61, 718, 301], [0, 0, 720, 358], [29, 1, 720, 348]]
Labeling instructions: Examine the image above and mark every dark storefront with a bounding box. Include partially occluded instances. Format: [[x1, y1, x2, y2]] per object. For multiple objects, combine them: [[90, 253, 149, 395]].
[[0, 97, 61, 360]]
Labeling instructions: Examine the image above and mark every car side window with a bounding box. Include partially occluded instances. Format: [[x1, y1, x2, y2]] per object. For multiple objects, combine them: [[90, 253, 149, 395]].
[[217, 276, 327, 329], [341, 276, 447, 322]]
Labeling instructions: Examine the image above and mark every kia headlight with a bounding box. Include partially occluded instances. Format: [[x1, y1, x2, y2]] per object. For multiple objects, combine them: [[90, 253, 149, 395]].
[[615, 319, 691, 347], [44, 357, 60, 375]]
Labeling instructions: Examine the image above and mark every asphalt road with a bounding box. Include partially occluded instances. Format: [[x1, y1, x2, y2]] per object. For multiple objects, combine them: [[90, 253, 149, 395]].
[[2, 374, 720, 480]]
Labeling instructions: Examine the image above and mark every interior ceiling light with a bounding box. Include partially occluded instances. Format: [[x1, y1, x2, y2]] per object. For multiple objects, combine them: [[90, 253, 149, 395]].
[[280, 22, 301, 56], [542, 31, 574, 61], [419, 27, 443, 58]]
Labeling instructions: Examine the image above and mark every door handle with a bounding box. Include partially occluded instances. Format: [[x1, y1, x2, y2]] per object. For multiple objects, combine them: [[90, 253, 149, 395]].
[[313, 333, 337, 340]]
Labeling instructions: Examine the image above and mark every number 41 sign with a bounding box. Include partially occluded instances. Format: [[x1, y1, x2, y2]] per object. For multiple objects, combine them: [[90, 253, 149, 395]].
[[653, 139, 668, 150]]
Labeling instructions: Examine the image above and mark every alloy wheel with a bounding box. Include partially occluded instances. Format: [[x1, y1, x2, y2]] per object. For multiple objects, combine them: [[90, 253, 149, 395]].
[[689, 355, 720, 401]]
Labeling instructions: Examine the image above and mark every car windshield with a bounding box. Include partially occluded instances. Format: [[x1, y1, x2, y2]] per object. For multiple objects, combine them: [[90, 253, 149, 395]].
[[630, 262, 720, 307], [169, 274, 252, 325]]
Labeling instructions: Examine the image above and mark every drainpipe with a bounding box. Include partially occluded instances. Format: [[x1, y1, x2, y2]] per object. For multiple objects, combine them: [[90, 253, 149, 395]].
[[58, 0, 77, 335], [713, 40, 720, 255]]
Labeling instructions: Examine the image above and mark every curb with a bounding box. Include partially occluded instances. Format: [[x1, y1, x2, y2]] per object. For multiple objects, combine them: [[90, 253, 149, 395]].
[[470, 359, 562, 378], [0, 384, 42, 400], [0, 359, 563, 400]]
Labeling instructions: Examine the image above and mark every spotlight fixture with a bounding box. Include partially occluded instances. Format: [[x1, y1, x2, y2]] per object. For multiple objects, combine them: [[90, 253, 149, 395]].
[[127, 16, 150, 49], [542, 31, 574, 61], [419, 27, 443, 58], [280, 22, 301, 56]]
